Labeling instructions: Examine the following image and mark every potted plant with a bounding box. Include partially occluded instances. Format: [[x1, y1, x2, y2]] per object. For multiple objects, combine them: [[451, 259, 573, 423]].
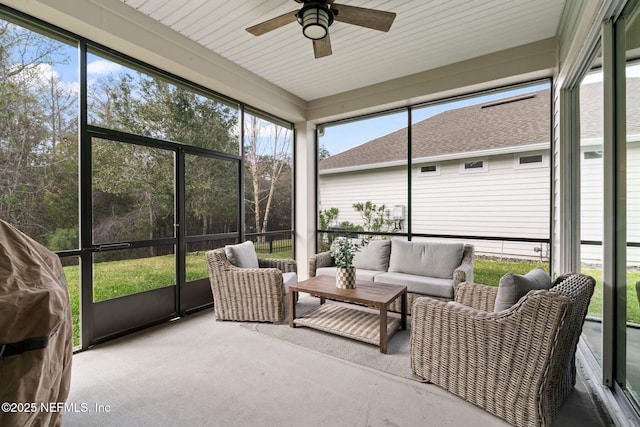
[[329, 237, 367, 289]]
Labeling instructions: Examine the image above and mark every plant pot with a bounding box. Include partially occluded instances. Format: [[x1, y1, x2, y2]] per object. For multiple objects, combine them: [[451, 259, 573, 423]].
[[336, 267, 356, 289]]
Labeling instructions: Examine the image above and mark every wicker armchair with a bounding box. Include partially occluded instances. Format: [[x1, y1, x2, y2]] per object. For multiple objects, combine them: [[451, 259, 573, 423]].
[[410, 273, 595, 427], [205, 248, 297, 323]]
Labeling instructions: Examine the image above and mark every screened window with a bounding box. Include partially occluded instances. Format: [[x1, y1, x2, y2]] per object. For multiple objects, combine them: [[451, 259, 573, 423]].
[[243, 110, 294, 258], [319, 81, 551, 263], [317, 110, 408, 248], [86, 48, 240, 155]]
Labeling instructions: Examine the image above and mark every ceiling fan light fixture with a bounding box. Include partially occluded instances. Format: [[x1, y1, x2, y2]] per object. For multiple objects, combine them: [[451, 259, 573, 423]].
[[298, 3, 333, 40]]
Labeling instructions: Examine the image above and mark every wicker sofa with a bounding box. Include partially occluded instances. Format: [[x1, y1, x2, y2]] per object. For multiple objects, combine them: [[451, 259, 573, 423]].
[[410, 272, 595, 427], [308, 239, 474, 313], [205, 242, 297, 323]]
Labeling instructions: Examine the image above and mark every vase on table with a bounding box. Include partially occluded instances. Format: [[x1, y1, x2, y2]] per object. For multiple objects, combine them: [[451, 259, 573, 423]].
[[336, 266, 356, 289]]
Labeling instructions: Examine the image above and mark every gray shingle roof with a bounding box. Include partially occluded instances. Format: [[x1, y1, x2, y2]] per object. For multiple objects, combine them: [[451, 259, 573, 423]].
[[320, 88, 551, 171]]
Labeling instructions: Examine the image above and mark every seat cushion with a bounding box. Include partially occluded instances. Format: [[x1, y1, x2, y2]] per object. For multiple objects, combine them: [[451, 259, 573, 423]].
[[494, 267, 552, 312], [388, 240, 464, 279], [224, 241, 259, 268], [353, 239, 391, 271], [374, 272, 455, 299], [315, 266, 383, 282]]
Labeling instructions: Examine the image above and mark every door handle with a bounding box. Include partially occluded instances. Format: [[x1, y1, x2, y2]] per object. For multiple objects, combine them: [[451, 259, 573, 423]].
[[95, 243, 131, 251]]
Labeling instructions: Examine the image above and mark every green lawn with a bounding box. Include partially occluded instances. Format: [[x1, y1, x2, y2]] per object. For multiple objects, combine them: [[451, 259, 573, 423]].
[[473, 259, 640, 323], [473, 258, 549, 286], [63, 254, 640, 347], [63, 248, 292, 346]]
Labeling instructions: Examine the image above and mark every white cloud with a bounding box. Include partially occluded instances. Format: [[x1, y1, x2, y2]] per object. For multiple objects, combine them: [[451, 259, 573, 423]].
[[35, 63, 59, 80], [9, 62, 58, 85], [87, 60, 123, 75]]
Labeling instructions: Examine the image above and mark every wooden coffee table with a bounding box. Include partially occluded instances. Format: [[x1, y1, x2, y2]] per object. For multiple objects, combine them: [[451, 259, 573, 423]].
[[288, 275, 407, 353]]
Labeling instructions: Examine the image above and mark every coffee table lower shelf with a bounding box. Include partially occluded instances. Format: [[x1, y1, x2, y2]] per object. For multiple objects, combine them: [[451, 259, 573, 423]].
[[293, 303, 401, 348]]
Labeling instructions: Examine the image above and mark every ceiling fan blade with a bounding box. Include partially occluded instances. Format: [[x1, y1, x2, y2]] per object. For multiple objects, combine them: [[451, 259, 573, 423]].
[[313, 35, 332, 58], [332, 3, 396, 32], [246, 10, 298, 36]]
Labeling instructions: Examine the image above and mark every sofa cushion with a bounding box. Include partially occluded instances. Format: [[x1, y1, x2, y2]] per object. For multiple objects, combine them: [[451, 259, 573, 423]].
[[493, 267, 552, 312], [388, 240, 464, 279], [315, 266, 383, 282], [374, 272, 455, 299], [224, 241, 259, 268], [353, 239, 391, 271], [355, 269, 385, 282]]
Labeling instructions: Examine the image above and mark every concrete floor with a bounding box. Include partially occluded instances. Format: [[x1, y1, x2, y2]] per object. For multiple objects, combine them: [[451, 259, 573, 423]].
[[62, 309, 611, 427]]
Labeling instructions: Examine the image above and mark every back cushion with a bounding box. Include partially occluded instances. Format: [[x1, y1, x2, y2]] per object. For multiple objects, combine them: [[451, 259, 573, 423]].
[[224, 241, 259, 268], [493, 267, 552, 312], [388, 240, 464, 279], [353, 239, 391, 271]]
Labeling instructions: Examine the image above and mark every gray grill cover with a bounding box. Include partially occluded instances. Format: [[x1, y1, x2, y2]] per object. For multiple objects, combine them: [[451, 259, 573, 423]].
[[0, 220, 73, 427]]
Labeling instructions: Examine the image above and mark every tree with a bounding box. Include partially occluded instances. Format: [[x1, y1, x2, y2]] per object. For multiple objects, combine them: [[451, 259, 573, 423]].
[[88, 72, 240, 246], [0, 20, 77, 244], [352, 201, 397, 236], [318, 145, 331, 160], [319, 207, 339, 230], [244, 114, 292, 240]]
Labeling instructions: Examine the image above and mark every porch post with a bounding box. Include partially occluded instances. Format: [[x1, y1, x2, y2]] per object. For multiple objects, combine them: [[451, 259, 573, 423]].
[[295, 121, 317, 280]]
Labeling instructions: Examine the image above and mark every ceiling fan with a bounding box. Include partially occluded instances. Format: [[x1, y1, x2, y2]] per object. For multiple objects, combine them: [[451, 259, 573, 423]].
[[246, 0, 396, 59]]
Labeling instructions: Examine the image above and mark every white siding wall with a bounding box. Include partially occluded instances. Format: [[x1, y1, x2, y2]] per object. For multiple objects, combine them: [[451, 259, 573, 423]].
[[580, 145, 604, 263], [573, 142, 640, 265], [319, 151, 551, 260], [412, 153, 549, 238], [319, 147, 640, 266], [627, 141, 640, 264], [318, 166, 408, 229]]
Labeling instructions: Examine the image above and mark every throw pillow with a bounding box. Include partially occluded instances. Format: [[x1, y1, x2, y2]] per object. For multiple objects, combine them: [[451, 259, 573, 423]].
[[387, 239, 464, 279], [353, 240, 391, 271], [493, 267, 552, 312], [224, 241, 259, 268]]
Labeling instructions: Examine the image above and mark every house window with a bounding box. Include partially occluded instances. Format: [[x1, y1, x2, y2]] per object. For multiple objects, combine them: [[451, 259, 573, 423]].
[[418, 164, 440, 176], [584, 150, 603, 159], [460, 158, 488, 174], [514, 152, 547, 169], [465, 161, 483, 169], [520, 154, 543, 164]]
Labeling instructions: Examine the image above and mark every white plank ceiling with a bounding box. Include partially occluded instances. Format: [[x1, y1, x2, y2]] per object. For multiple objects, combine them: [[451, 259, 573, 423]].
[[119, 0, 566, 102]]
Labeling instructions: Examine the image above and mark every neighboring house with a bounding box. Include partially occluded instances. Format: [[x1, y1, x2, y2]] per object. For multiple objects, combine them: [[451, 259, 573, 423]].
[[319, 79, 640, 264], [578, 79, 640, 265]]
